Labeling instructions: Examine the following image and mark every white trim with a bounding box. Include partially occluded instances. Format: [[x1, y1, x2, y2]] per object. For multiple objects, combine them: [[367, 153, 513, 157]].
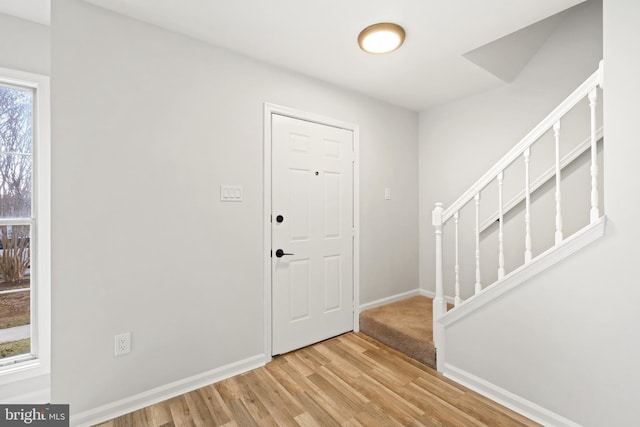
[[442, 65, 602, 223], [263, 103, 360, 360], [0, 287, 31, 296], [71, 354, 265, 427], [440, 216, 606, 327], [0, 219, 33, 226], [419, 288, 455, 305], [0, 386, 49, 404], [421, 287, 454, 363], [353, 126, 360, 332], [262, 105, 273, 364], [598, 59, 604, 89], [423, 290, 450, 369], [359, 289, 421, 311], [444, 364, 581, 427], [0, 66, 50, 399], [479, 127, 604, 232], [358, 288, 456, 308], [357, 288, 455, 312], [419, 289, 435, 299]]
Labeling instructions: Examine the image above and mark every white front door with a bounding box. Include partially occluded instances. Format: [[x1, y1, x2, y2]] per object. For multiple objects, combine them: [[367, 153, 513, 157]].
[[271, 113, 354, 356]]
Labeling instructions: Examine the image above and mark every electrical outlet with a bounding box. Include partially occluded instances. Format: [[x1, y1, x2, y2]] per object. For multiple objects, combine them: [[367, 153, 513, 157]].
[[114, 332, 131, 356]]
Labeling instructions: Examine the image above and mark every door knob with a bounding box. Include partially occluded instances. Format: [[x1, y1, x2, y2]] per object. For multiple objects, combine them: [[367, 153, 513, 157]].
[[275, 249, 294, 258]]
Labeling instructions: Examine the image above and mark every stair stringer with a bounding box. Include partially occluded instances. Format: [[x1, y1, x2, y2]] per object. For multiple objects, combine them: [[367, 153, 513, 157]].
[[434, 216, 606, 426]]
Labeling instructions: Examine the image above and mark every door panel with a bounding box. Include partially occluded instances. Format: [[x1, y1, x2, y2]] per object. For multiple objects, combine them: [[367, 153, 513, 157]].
[[272, 114, 354, 355], [323, 172, 342, 238], [289, 259, 311, 321], [323, 255, 342, 311]]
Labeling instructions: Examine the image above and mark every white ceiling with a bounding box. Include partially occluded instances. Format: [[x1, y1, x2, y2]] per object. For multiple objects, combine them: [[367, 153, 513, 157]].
[[1, 0, 587, 111]]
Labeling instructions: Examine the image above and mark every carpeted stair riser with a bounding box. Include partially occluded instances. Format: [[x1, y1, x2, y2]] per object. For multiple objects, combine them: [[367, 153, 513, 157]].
[[359, 296, 437, 369]]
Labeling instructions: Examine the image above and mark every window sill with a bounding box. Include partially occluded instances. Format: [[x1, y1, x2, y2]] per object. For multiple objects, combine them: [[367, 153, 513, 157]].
[[0, 358, 49, 403]]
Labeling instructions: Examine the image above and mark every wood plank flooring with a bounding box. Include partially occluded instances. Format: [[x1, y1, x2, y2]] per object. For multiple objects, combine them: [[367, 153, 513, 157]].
[[97, 333, 539, 426]]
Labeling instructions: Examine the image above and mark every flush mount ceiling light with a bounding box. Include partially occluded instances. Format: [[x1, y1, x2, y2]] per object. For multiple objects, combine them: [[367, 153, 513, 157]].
[[358, 22, 405, 54]]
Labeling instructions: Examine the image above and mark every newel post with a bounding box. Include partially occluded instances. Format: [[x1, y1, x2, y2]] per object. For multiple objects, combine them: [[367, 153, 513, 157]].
[[432, 203, 447, 350]]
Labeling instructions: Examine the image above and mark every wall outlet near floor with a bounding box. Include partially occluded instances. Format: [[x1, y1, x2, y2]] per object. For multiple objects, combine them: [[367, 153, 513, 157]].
[[114, 332, 131, 356]]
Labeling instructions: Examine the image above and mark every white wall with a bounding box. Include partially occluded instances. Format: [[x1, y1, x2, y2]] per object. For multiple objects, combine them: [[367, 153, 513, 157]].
[[50, 0, 418, 415], [0, 13, 49, 75], [419, 0, 603, 296], [440, 0, 640, 425]]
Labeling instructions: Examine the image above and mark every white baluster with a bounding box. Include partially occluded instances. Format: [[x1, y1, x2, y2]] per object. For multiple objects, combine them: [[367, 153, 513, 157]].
[[589, 88, 600, 222], [497, 172, 505, 279], [474, 193, 482, 294], [524, 148, 532, 263], [454, 211, 461, 306], [553, 121, 563, 244], [432, 203, 447, 325]]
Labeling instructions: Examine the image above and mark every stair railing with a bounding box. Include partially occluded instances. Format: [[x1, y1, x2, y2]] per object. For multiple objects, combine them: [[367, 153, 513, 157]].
[[432, 62, 604, 348]]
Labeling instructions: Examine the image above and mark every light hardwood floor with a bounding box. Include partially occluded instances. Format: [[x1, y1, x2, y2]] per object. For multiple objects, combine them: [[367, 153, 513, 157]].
[[97, 333, 539, 426]]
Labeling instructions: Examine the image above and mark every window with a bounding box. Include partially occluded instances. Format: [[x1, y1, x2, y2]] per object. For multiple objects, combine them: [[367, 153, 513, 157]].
[[0, 67, 49, 387], [0, 83, 33, 364]]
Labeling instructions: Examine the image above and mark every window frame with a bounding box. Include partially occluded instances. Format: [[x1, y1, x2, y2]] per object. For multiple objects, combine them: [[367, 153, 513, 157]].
[[0, 66, 50, 390]]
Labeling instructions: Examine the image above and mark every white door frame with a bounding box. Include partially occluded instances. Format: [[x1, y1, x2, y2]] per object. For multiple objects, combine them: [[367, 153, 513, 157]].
[[263, 103, 360, 363]]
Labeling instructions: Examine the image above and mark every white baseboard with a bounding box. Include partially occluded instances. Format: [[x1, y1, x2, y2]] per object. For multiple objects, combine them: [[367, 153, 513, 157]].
[[419, 289, 455, 305], [70, 354, 265, 427], [419, 289, 435, 299], [444, 364, 581, 427], [358, 289, 456, 312], [359, 289, 421, 311]]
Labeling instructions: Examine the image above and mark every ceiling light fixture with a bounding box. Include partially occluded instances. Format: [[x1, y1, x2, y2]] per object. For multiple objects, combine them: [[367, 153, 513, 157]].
[[358, 22, 405, 54]]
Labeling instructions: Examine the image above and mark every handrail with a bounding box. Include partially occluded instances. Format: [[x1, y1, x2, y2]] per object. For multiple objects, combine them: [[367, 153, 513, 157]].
[[441, 62, 603, 224]]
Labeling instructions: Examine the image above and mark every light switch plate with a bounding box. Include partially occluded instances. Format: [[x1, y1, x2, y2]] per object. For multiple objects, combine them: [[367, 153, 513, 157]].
[[221, 185, 243, 202], [385, 188, 392, 200]]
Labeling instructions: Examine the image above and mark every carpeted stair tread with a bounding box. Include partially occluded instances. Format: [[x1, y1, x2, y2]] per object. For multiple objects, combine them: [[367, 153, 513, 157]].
[[359, 296, 436, 369]]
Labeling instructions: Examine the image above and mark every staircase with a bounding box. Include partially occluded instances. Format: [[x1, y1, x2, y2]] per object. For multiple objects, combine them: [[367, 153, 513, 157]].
[[361, 62, 606, 371]]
